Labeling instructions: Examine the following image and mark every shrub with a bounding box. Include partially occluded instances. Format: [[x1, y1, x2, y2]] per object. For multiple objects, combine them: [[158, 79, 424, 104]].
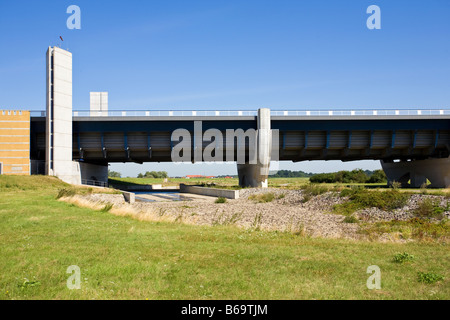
[[339, 186, 364, 198], [301, 194, 311, 203], [393, 252, 415, 263], [351, 189, 408, 211], [343, 215, 358, 223], [56, 188, 76, 199], [309, 169, 386, 184], [414, 198, 434, 218], [249, 193, 275, 203], [108, 170, 121, 178], [390, 181, 402, 189], [101, 203, 114, 212], [417, 272, 444, 284], [18, 278, 41, 290], [251, 212, 263, 230], [215, 197, 227, 204], [414, 198, 447, 219], [333, 189, 409, 215], [367, 170, 387, 183], [301, 184, 329, 196], [360, 218, 450, 240]]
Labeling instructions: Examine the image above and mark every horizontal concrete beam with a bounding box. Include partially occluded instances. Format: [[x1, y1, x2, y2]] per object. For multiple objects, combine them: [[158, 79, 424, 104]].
[[179, 184, 239, 199], [73, 116, 257, 122]]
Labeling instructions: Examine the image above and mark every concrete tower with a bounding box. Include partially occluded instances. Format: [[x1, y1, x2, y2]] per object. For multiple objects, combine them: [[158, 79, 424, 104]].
[[45, 47, 75, 183]]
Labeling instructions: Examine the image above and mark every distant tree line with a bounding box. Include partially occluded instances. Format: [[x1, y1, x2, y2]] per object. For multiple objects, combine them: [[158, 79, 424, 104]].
[[137, 171, 168, 179], [309, 169, 386, 184], [269, 170, 314, 178], [108, 170, 121, 178]]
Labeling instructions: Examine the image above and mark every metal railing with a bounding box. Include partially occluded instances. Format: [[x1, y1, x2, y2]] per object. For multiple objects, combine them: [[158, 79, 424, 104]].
[[81, 179, 108, 187], [270, 109, 449, 116], [30, 111, 47, 117], [72, 110, 258, 117], [30, 109, 450, 118]]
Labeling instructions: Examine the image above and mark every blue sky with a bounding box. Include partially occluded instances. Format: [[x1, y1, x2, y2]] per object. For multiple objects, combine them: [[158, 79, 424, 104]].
[[1, 0, 449, 176]]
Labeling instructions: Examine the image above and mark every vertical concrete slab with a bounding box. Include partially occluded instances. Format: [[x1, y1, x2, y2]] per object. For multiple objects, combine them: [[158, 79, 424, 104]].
[[46, 47, 75, 183], [237, 108, 271, 188], [90, 92, 108, 116]]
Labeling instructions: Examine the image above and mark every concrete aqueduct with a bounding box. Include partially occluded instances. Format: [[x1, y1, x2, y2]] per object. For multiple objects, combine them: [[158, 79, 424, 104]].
[[5, 47, 450, 188]]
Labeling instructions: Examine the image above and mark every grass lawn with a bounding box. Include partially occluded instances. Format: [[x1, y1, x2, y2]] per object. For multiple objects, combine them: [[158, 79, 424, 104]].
[[0, 175, 449, 299]]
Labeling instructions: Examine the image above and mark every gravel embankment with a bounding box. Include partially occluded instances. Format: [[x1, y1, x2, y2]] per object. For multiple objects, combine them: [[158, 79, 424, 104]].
[[76, 188, 450, 241]]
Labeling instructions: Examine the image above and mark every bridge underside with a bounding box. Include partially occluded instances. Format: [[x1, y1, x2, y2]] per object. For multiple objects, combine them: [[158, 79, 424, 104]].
[[30, 117, 450, 188]]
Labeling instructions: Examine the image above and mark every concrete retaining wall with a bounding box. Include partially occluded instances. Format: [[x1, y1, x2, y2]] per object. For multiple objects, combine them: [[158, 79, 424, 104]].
[[179, 184, 239, 199], [122, 191, 135, 204]]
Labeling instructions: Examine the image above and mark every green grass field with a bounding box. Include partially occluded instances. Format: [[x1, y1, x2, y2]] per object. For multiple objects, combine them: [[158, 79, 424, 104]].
[[0, 175, 449, 299]]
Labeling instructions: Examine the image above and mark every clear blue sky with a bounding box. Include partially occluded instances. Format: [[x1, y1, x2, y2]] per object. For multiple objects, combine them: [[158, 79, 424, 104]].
[[1, 0, 449, 176]]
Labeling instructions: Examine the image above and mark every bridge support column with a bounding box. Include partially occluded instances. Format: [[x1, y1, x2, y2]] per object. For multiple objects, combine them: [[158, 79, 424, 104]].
[[237, 108, 271, 188], [73, 162, 108, 186], [381, 157, 450, 188]]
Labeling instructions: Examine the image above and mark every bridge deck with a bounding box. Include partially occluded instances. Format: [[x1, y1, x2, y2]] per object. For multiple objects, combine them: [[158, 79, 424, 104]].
[[30, 109, 450, 164]]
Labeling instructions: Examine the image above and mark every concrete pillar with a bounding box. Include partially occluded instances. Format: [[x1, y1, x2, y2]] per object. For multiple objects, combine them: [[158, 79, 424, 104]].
[[381, 157, 450, 188], [90, 92, 108, 116], [237, 108, 271, 188], [46, 47, 75, 183]]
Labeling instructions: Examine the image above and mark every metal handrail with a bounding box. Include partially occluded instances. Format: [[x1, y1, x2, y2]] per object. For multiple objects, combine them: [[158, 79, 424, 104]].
[[81, 179, 108, 187], [29, 109, 450, 118]]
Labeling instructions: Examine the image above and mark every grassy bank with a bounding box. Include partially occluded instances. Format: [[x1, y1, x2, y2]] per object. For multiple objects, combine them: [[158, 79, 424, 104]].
[[0, 176, 449, 299]]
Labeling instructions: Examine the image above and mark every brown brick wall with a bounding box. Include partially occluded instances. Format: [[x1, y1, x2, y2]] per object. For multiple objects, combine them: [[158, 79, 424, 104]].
[[0, 110, 30, 175]]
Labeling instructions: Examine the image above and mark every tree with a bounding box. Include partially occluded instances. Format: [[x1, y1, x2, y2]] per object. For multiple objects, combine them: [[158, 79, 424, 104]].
[[108, 170, 121, 178], [137, 171, 168, 179], [367, 170, 387, 183]]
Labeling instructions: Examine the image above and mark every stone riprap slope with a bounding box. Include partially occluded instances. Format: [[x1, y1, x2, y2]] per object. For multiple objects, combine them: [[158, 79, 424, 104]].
[[75, 188, 450, 241]]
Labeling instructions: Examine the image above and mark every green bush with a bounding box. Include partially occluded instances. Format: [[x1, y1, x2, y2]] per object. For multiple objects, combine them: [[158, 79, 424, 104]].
[[351, 190, 408, 211], [249, 193, 275, 203], [101, 203, 114, 212], [108, 170, 121, 178], [339, 186, 364, 198], [417, 272, 444, 284], [414, 198, 448, 219], [390, 181, 402, 189], [215, 197, 227, 204], [309, 169, 386, 184], [334, 189, 409, 215], [301, 184, 329, 196], [137, 171, 168, 179], [301, 194, 311, 203], [343, 215, 358, 223], [393, 252, 415, 263], [367, 170, 387, 183]]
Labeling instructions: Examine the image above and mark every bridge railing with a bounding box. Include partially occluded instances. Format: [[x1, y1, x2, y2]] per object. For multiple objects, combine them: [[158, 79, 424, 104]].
[[30, 111, 47, 117], [81, 179, 108, 188], [71, 110, 258, 117], [30, 109, 450, 118], [270, 109, 449, 116]]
